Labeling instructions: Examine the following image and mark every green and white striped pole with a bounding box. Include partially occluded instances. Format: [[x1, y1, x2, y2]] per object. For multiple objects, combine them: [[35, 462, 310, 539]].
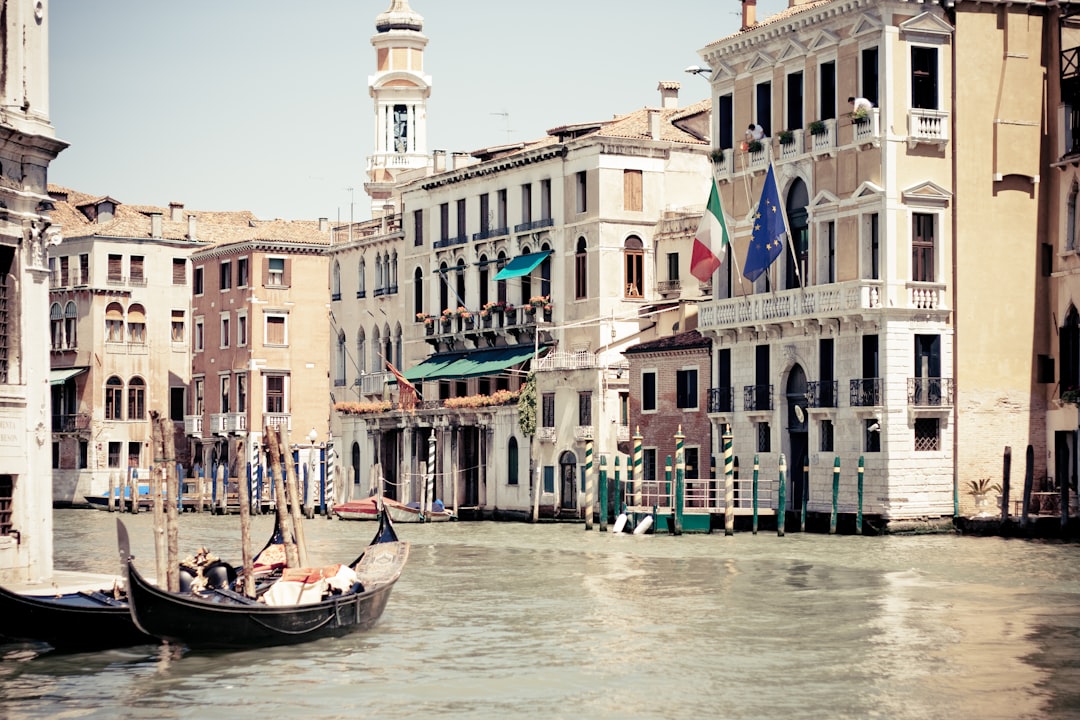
[[584, 437, 594, 531], [664, 456, 673, 533], [723, 425, 734, 536], [614, 455, 624, 515], [632, 427, 643, 510], [800, 457, 809, 533], [598, 455, 608, 532], [830, 456, 840, 534], [752, 454, 760, 535], [674, 426, 685, 535], [777, 453, 787, 537]]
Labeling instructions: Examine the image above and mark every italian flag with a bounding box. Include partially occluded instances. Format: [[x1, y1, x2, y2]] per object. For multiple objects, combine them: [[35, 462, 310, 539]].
[[690, 179, 730, 283]]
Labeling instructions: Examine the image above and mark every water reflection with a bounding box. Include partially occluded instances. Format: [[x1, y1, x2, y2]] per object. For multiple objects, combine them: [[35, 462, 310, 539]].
[[1, 511, 1079, 719]]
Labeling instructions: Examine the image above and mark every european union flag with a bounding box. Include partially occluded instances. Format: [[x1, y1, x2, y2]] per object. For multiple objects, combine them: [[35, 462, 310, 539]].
[[743, 164, 787, 282]]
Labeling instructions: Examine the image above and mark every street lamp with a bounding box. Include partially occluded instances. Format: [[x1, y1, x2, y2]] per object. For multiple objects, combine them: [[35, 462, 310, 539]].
[[684, 65, 713, 78]]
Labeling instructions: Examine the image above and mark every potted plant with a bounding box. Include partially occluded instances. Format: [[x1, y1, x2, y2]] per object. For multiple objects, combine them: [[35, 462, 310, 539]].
[[808, 120, 827, 136], [440, 308, 454, 327], [850, 108, 869, 124], [709, 147, 726, 166], [966, 478, 1001, 515], [778, 129, 794, 145], [504, 303, 517, 322], [747, 139, 763, 153], [1062, 386, 1080, 404]]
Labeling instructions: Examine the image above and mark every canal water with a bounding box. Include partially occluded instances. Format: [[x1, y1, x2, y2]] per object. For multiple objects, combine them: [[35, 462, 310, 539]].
[[1, 510, 1079, 720]]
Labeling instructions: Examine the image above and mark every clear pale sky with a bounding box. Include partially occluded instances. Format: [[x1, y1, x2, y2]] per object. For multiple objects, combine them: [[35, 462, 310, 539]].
[[49, 0, 788, 222]]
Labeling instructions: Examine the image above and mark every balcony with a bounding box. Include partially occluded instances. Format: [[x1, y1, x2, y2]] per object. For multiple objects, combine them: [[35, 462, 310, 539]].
[[698, 280, 949, 333], [538, 426, 556, 443], [184, 414, 204, 437], [51, 413, 89, 433], [850, 378, 882, 407], [360, 371, 390, 395], [210, 413, 247, 434], [908, 108, 949, 147], [743, 384, 773, 412], [809, 119, 836, 156], [513, 218, 554, 234], [853, 109, 880, 146], [263, 413, 291, 433], [472, 226, 509, 242], [536, 350, 595, 372], [616, 424, 629, 442], [908, 377, 954, 407], [805, 380, 838, 409], [777, 130, 804, 161], [707, 386, 734, 414], [574, 426, 594, 441], [657, 279, 682, 297]]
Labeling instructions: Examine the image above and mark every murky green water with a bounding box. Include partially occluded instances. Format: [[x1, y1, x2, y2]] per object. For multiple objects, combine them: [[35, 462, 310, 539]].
[[1, 509, 1078, 719]]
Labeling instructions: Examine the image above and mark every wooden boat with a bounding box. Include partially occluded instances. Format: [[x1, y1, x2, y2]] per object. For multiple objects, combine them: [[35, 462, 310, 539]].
[[0, 582, 154, 650], [118, 508, 410, 650], [332, 495, 456, 523], [0, 519, 285, 652]]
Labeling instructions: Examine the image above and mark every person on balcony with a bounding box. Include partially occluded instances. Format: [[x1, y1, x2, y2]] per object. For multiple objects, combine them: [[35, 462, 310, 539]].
[[848, 96, 873, 115], [745, 123, 765, 142]]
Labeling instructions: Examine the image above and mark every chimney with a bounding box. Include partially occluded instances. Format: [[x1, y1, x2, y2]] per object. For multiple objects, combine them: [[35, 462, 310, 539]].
[[187, 214, 197, 241], [319, 217, 329, 232], [741, 0, 757, 30], [658, 81, 680, 110], [169, 202, 184, 222], [150, 212, 162, 239], [433, 149, 446, 172], [648, 109, 662, 141]]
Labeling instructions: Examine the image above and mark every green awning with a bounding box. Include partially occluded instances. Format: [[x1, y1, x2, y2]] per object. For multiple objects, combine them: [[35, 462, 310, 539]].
[[403, 346, 539, 383], [49, 367, 87, 385], [493, 250, 551, 280]]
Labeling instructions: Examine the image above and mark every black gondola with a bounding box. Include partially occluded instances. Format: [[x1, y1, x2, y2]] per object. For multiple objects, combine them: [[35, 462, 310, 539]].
[[0, 583, 154, 650], [0, 517, 286, 652], [118, 508, 409, 650]]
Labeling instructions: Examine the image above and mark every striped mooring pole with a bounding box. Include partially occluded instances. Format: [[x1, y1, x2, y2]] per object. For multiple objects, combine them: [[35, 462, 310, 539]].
[[425, 432, 436, 523], [632, 427, 643, 509], [857, 455, 865, 535], [752, 454, 760, 535], [723, 425, 734, 536], [598, 456, 608, 532], [584, 437, 594, 531], [777, 453, 787, 537], [830, 456, 840, 534], [674, 425, 685, 535]]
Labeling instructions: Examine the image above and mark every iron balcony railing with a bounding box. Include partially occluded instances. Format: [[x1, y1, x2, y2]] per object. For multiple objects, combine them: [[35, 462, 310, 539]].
[[743, 384, 773, 411], [907, 377, 954, 406], [806, 380, 838, 408], [707, 386, 734, 413], [850, 378, 881, 407]]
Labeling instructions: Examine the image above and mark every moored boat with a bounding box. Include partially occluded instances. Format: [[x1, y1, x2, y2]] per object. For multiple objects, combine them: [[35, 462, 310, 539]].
[[119, 508, 409, 650], [332, 495, 455, 523], [0, 582, 153, 650]]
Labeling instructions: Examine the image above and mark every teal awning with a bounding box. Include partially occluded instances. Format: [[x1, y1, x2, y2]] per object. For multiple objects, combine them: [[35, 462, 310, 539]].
[[493, 250, 551, 281], [50, 367, 87, 385], [402, 346, 539, 383]]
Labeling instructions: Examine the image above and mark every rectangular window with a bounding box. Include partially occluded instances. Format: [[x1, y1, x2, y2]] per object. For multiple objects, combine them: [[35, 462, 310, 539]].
[[0, 476, 11, 536], [914, 418, 939, 451], [170, 386, 185, 422], [755, 80, 772, 136], [497, 189, 508, 229], [676, 369, 698, 410], [108, 442, 122, 468], [786, 71, 803, 133], [439, 202, 449, 242], [237, 257, 249, 287], [619, 392, 629, 425], [578, 392, 592, 427], [869, 213, 880, 280], [108, 254, 122, 282], [267, 257, 285, 286], [78, 440, 88, 469], [236, 373, 247, 413], [911, 46, 938, 110], [542, 393, 555, 427], [684, 447, 700, 481], [912, 213, 935, 282], [623, 170, 642, 212], [220, 314, 230, 349], [171, 310, 185, 343], [194, 318, 204, 352], [520, 183, 532, 224], [59, 256, 69, 287], [820, 419, 834, 452], [642, 370, 657, 412], [79, 254, 90, 285], [456, 198, 466, 238], [265, 314, 287, 345], [220, 260, 232, 290], [265, 375, 286, 413], [866, 419, 881, 452], [642, 448, 657, 483], [52, 440, 59, 469], [172, 258, 186, 285], [194, 377, 204, 414], [478, 193, 490, 234], [667, 252, 679, 281], [862, 47, 879, 106], [576, 171, 587, 213], [717, 93, 734, 149], [193, 266, 204, 295], [822, 220, 836, 284], [757, 422, 771, 453], [819, 338, 835, 408], [220, 375, 230, 414], [127, 442, 140, 469], [413, 209, 424, 247], [819, 61, 836, 121], [237, 311, 248, 347], [130, 256, 144, 284], [540, 179, 552, 220]]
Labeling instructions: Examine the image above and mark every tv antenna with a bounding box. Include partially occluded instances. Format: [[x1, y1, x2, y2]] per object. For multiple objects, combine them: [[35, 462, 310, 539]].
[[491, 112, 514, 143]]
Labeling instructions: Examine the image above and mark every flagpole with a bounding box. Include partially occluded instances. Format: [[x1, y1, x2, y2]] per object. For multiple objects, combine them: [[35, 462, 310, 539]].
[[711, 166, 750, 301]]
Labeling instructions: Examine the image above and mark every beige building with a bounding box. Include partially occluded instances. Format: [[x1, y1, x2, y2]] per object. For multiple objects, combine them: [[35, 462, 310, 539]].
[[694, 0, 1051, 524], [46, 190, 209, 503], [0, 0, 68, 583]]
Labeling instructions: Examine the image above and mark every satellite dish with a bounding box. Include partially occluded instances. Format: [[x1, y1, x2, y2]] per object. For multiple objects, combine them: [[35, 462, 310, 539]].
[[794, 405, 805, 423]]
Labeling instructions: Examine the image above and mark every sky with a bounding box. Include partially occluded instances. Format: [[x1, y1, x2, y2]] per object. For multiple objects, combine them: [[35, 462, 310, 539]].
[[49, 0, 788, 222]]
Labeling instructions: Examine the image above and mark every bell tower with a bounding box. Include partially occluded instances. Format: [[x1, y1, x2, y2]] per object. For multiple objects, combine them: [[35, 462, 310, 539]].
[[366, 0, 432, 217]]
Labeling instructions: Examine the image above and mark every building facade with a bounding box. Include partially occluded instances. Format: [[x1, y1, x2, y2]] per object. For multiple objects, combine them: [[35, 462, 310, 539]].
[[0, 0, 68, 583]]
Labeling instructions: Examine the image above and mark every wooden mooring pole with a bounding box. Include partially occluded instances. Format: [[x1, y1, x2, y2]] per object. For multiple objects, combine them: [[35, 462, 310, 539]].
[[1022, 445, 1034, 528], [1000, 446, 1012, 521]]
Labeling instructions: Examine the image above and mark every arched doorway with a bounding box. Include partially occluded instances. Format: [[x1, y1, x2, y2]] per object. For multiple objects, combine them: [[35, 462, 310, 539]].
[[351, 442, 361, 493], [559, 450, 578, 511], [786, 364, 809, 514]]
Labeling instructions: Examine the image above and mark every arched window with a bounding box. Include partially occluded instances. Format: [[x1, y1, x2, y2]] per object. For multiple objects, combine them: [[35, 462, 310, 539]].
[[540, 242, 552, 298], [351, 442, 361, 487], [1061, 306, 1080, 395], [50, 303, 63, 349], [394, 324, 403, 368], [478, 254, 490, 308], [105, 376, 124, 420], [413, 267, 424, 318], [383, 324, 392, 368], [575, 237, 588, 299], [128, 377, 145, 420], [624, 236, 644, 298], [508, 437, 519, 486], [331, 261, 341, 299], [64, 302, 78, 350], [439, 262, 450, 312], [105, 302, 124, 343], [371, 326, 381, 373], [519, 248, 533, 306], [127, 304, 146, 344], [358, 257, 367, 298], [390, 251, 398, 291], [496, 251, 508, 304], [456, 258, 466, 309], [785, 179, 809, 290], [357, 328, 367, 375], [1069, 183, 1078, 252], [336, 331, 347, 385]]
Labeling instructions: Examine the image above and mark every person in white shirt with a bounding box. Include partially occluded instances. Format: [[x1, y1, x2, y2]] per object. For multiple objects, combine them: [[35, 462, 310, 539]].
[[746, 123, 765, 142], [848, 96, 873, 115]]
